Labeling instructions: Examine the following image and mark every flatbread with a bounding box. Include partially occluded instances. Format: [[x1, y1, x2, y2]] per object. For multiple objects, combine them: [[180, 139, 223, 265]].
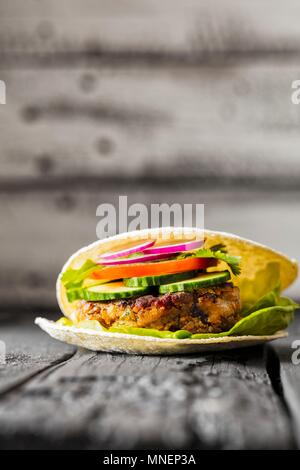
[[35, 227, 297, 354], [35, 317, 287, 356]]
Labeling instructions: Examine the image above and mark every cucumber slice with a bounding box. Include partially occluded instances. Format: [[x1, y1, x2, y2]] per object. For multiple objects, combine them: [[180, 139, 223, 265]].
[[158, 271, 231, 294], [66, 278, 116, 302], [66, 288, 82, 302], [83, 281, 151, 301], [124, 270, 198, 287]]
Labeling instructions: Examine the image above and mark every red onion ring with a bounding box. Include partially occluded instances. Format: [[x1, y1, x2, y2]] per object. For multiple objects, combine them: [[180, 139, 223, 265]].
[[143, 239, 204, 255], [100, 240, 156, 260]]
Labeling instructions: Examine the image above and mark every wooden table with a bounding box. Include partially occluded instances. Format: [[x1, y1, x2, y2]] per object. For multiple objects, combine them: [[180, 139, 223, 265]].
[[0, 312, 300, 450]]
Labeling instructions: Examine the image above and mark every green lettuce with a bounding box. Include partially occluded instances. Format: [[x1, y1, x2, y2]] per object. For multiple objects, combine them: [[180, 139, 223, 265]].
[[61, 260, 101, 290]]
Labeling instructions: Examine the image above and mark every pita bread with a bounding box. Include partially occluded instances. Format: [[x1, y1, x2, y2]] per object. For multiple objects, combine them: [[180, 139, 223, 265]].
[[35, 317, 287, 355], [36, 227, 297, 354]]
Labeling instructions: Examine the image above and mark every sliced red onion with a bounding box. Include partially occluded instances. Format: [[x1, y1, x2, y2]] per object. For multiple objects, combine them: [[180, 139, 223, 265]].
[[99, 252, 173, 265], [143, 239, 204, 255], [100, 240, 156, 260]]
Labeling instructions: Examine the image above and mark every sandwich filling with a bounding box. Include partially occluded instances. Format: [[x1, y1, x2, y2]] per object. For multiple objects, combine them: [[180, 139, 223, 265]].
[[74, 284, 241, 334], [58, 237, 297, 338]]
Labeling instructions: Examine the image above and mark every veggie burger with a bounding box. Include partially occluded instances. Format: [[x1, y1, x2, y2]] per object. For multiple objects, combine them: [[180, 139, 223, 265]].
[[36, 227, 298, 354]]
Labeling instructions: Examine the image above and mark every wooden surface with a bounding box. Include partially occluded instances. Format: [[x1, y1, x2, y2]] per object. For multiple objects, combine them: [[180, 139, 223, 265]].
[[0, 315, 74, 395], [1, 64, 300, 186], [0, 313, 300, 449], [1, 0, 300, 187], [2, 0, 300, 58]]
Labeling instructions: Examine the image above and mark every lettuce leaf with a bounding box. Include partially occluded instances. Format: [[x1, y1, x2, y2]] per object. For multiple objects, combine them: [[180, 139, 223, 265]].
[[61, 260, 101, 290], [241, 285, 281, 317], [227, 303, 294, 336]]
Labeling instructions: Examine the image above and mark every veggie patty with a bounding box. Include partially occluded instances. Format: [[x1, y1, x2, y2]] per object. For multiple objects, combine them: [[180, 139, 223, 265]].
[[74, 283, 241, 334]]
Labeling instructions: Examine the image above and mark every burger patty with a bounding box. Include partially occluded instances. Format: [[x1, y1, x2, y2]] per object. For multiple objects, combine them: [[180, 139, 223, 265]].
[[74, 283, 241, 334]]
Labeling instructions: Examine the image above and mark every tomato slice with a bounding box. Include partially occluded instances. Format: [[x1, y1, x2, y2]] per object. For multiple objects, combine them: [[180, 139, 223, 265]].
[[90, 258, 213, 281]]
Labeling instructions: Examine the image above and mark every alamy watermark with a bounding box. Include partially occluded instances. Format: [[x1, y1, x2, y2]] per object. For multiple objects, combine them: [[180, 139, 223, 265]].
[[96, 196, 204, 240], [291, 80, 300, 104], [0, 80, 6, 104], [291, 340, 300, 365]]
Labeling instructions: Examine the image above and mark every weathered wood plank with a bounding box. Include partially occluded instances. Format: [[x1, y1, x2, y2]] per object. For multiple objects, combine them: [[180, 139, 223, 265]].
[[1, 187, 299, 308], [0, 315, 75, 395], [0, 64, 300, 185], [0, 319, 293, 449], [269, 315, 300, 449], [1, 0, 300, 61]]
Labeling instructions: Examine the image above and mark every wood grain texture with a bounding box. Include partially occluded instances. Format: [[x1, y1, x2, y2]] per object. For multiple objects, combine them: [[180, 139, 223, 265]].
[[269, 315, 300, 448], [0, 2, 299, 310], [0, 315, 75, 395], [0, 317, 293, 449], [1, 187, 299, 308], [1, 0, 300, 61], [0, 64, 299, 185]]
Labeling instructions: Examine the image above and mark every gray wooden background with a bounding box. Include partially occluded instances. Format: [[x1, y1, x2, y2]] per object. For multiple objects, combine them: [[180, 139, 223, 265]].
[[0, 0, 300, 310]]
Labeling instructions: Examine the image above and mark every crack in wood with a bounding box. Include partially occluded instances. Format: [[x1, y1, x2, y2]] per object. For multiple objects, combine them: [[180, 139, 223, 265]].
[[0, 351, 76, 399], [1, 176, 300, 194], [1, 49, 300, 69]]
